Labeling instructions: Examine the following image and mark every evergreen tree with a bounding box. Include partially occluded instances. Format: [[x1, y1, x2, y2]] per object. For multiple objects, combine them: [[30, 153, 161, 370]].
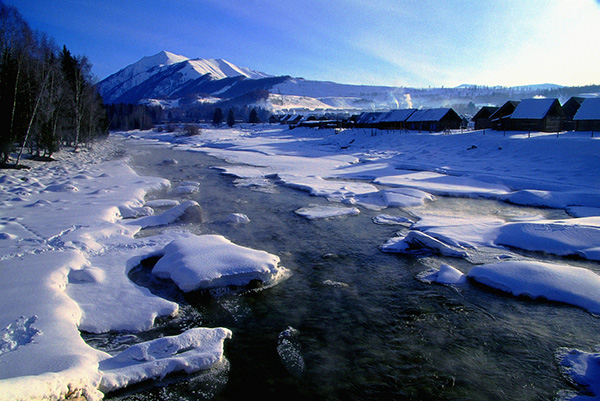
[[212, 107, 223, 126], [227, 108, 235, 127], [249, 108, 260, 124]]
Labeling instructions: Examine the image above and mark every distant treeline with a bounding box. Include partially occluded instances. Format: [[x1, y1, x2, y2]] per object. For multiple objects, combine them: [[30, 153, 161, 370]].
[[0, 3, 107, 165], [106, 103, 272, 131], [106, 104, 164, 131]]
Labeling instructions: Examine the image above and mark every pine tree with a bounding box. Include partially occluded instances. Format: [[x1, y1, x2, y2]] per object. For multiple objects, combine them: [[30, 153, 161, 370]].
[[227, 108, 235, 127], [212, 107, 223, 126], [249, 108, 260, 124]]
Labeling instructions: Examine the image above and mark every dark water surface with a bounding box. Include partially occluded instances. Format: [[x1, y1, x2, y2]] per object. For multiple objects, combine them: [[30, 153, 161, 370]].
[[101, 138, 600, 401]]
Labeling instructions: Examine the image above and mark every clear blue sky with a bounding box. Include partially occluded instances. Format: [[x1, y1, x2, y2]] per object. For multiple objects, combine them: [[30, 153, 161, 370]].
[[5, 0, 600, 88]]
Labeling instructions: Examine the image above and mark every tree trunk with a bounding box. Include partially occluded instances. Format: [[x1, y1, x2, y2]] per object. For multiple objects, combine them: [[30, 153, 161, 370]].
[[15, 75, 47, 165]]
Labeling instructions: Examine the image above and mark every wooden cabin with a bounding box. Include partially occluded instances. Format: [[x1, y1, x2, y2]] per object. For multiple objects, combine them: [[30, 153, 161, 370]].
[[355, 112, 385, 128], [508, 98, 563, 132], [490, 101, 519, 131], [573, 98, 600, 132], [286, 115, 303, 125], [378, 109, 416, 130], [406, 108, 462, 132], [562, 97, 585, 131], [472, 106, 499, 130]]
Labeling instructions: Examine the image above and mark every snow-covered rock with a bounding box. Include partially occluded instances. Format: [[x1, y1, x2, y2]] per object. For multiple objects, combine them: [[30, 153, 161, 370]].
[[468, 261, 600, 314], [418, 264, 467, 285], [495, 217, 600, 260], [152, 234, 288, 292], [226, 213, 251, 224], [381, 230, 468, 258], [99, 327, 232, 393]]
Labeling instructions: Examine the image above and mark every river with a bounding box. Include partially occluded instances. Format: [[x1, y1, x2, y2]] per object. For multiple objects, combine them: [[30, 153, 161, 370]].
[[95, 138, 599, 401]]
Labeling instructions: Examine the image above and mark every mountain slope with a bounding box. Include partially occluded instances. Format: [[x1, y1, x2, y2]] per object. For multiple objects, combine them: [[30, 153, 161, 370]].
[[97, 51, 272, 104]]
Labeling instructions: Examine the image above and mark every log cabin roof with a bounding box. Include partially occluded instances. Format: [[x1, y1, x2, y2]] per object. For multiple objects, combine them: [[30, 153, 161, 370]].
[[406, 108, 459, 122], [379, 109, 416, 122], [511, 98, 562, 120], [573, 98, 600, 120]]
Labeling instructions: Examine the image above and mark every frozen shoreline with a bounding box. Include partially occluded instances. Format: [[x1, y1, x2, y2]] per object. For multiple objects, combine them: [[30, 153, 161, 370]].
[[1, 125, 600, 399]]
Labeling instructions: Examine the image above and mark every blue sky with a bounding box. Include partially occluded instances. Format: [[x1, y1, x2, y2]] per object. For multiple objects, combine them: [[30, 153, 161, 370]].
[[6, 0, 600, 88]]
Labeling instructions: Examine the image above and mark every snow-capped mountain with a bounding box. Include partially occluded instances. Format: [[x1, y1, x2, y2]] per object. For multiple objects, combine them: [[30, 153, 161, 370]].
[[98, 50, 581, 114], [97, 51, 272, 104]]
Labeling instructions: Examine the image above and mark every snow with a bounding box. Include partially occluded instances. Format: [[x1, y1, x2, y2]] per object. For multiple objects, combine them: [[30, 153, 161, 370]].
[[468, 261, 600, 315], [375, 170, 511, 197], [496, 217, 600, 259], [98, 327, 232, 393], [0, 144, 236, 399], [129, 200, 202, 228], [152, 234, 287, 292], [381, 230, 469, 258], [97, 52, 271, 103], [557, 348, 600, 400], [186, 58, 270, 80], [227, 213, 251, 224], [3, 122, 600, 399], [294, 205, 361, 219], [418, 263, 467, 285], [372, 214, 412, 225]]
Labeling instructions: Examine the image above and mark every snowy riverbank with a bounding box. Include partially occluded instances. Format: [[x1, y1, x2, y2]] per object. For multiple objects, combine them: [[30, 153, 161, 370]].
[[1, 125, 600, 399]]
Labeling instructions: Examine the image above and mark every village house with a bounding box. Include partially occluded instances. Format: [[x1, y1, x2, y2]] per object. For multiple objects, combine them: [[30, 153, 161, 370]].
[[508, 98, 563, 132], [283, 114, 303, 126], [573, 97, 600, 132], [562, 97, 585, 131], [490, 100, 519, 131], [472, 106, 498, 130], [355, 112, 386, 128], [405, 108, 462, 132], [377, 109, 416, 130]]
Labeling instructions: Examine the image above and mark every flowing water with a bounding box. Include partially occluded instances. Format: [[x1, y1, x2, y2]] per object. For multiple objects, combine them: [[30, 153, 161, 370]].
[[99, 139, 600, 401]]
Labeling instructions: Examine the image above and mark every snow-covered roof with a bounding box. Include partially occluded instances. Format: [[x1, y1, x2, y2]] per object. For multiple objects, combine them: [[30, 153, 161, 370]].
[[356, 112, 385, 124], [510, 98, 560, 120], [406, 108, 453, 122], [573, 98, 600, 120], [379, 109, 416, 122], [473, 106, 499, 120]]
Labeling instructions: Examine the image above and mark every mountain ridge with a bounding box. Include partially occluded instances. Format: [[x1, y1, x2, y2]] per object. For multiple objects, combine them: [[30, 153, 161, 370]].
[[97, 51, 272, 103], [97, 51, 596, 113]]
